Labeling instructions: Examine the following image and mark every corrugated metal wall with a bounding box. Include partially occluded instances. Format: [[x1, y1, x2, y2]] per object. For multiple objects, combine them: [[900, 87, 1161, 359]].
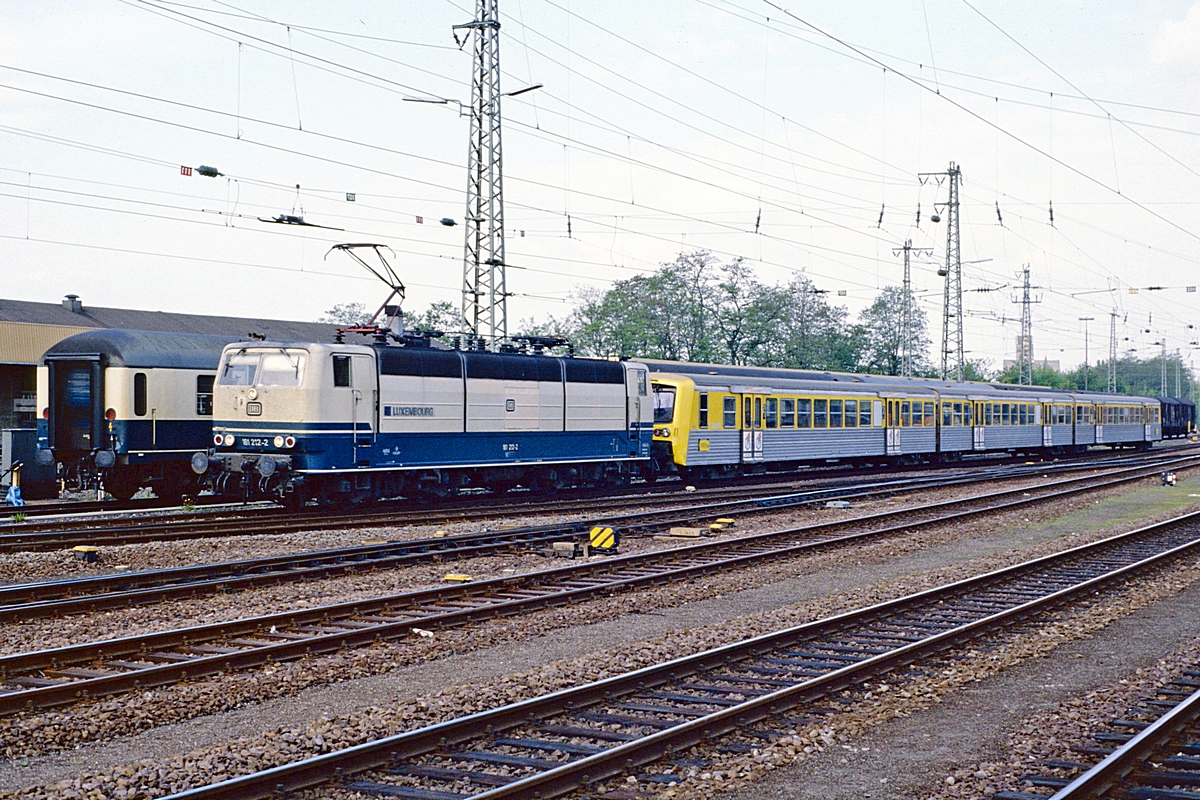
[[0, 321, 97, 365]]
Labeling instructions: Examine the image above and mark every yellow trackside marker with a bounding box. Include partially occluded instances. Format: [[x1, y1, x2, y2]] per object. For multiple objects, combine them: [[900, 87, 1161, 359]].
[[708, 524, 725, 532], [433, 531, 449, 538], [589, 526, 619, 550], [715, 518, 735, 526], [362, 540, 388, 546], [72, 545, 100, 563], [444, 573, 472, 582]]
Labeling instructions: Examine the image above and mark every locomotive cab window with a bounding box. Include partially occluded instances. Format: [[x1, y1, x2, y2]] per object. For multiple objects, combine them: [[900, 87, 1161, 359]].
[[333, 355, 352, 388], [220, 352, 259, 386], [196, 375, 214, 416], [653, 386, 676, 424], [698, 393, 709, 429], [258, 351, 307, 387], [134, 372, 147, 417]]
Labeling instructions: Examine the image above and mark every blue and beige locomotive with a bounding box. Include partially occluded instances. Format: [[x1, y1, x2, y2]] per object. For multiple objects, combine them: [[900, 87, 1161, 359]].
[[195, 335, 655, 504], [646, 362, 1165, 481], [36, 329, 242, 500]]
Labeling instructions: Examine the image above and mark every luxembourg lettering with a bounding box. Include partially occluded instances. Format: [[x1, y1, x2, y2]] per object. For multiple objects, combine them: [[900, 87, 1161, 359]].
[[384, 406, 435, 417]]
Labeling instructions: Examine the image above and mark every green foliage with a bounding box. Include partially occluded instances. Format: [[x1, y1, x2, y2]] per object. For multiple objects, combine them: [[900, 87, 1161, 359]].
[[994, 353, 1195, 397], [11, 512, 26, 523], [558, 250, 926, 373], [856, 285, 931, 375], [407, 301, 460, 333], [318, 302, 371, 326]]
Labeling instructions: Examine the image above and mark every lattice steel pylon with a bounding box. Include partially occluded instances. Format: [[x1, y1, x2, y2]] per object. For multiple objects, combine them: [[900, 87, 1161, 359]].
[[455, 0, 507, 344], [893, 239, 931, 377], [1107, 310, 1118, 392], [1012, 264, 1040, 386], [920, 162, 964, 381]]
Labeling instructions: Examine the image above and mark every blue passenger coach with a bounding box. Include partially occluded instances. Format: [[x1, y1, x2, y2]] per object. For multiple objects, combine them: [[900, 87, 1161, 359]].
[[36, 329, 241, 500]]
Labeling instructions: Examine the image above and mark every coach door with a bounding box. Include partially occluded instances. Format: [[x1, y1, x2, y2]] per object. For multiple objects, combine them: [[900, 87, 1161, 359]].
[[973, 401, 986, 450], [741, 395, 764, 463], [47, 357, 103, 456], [885, 399, 901, 455]]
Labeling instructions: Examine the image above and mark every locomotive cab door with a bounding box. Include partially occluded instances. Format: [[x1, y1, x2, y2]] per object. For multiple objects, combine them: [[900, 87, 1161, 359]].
[[740, 395, 764, 463], [336, 353, 377, 466]]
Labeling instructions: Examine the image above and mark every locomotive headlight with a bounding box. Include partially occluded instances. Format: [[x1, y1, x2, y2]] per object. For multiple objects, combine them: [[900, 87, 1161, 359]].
[[223, 434, 235, 447], [273, 435, 284, 448], [284, 435, 296, 448], [213, 433, 224, 446]]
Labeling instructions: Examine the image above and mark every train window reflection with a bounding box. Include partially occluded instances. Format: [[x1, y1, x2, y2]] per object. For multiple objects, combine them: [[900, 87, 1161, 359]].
[[723, 397, 737, 428], [797, 399, 812, 428], [844, 399, 857, 428], [814, 399, 828, 428]]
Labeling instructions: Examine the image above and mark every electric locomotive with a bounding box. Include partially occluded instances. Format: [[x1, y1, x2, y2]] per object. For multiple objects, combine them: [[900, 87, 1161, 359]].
[[36, 329, 244, 500], [195, 336, 655, 505]]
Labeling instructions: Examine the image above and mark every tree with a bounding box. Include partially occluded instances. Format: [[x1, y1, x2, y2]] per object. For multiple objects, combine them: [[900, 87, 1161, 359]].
[[318, 302, 371, 326], [857, 285, 930, 376], [407, 301, 460, 333]]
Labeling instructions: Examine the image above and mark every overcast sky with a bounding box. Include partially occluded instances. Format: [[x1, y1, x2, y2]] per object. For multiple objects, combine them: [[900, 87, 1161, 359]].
[[2, 0, 1199, 372]]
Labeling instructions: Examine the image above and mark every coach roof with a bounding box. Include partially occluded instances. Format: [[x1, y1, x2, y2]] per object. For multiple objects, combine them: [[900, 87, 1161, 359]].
[[42, 329, 244, 369]]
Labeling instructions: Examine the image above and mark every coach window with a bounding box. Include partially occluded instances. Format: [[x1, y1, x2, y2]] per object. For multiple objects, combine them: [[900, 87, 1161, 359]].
[[196, 375, 214, 416], [723, 397, 737, 428], [964, 403, 973, 426], [827, 399, 841, 428], [860, 400, 873, 428], [781, 398, 795, 428], [333, 355, 352, 388], [698, 393, 709, 429], [900, 400, 911, 427], [765, 397, 778, 429], [814, 398, 828, 428], [797, 398, 812, 428], [134, 372, 147, 417], [743, 398, 753, 429], [844, 399, 857, 428]]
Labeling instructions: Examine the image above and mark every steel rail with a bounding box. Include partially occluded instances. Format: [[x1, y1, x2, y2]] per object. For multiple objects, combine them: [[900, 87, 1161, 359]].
[[2, 454, 1196, 624], [0, 457, 1193, 717], [0, 466, 996, 552], [9, 444, 1177, 524], [156, 510, 1200, 799], [3, 446, 1188, 549], [1047, 684, 1200, 799]]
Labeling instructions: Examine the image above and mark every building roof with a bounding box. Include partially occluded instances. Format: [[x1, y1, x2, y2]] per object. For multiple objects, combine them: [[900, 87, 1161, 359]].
[[0, 296, 338, 365]]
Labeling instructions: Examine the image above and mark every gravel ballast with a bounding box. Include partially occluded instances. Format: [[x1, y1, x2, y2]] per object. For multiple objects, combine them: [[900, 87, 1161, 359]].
[[0, 474, 1197, 796]]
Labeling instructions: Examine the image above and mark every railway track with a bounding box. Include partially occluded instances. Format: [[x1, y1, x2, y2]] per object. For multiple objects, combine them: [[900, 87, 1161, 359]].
[[999, 673, 1200, 799], [0, 449, 1188, 553], [10, 445, 1181, 522], [2, 453, 1197, 625], [149, 505, 1200, 799], [1, 454, 1195, 717]]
